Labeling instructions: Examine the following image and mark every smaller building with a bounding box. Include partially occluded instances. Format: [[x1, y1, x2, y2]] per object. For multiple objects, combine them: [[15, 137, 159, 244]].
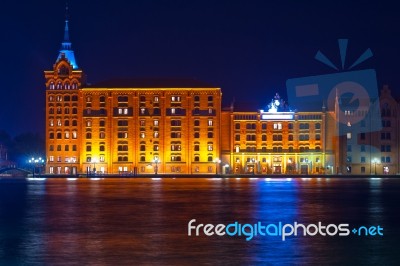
[[220, 95, 336, 175]]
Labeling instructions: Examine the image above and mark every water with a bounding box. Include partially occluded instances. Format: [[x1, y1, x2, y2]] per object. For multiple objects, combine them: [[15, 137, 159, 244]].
[[0, 177, 399, 265]]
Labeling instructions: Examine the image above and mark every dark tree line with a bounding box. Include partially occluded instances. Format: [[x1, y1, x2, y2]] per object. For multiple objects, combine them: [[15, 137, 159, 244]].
[[0, 130, 45, 166]]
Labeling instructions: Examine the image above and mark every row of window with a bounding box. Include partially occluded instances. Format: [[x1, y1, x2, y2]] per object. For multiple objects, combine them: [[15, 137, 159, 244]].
[[347, 156, 392, 163], [83, 154, 217, 163], [235, 134, 321, 141], [84, 95, 215, 104], [235, 123, 321, 130], [49, 107, 77, 115], [49, 131, 78, 139], [50, 119, 78, 127], [233, 157, 320, 163], [48, 81, 78, 90], [235, 146, 321, 152], [49, 156, 78, 162], [49, 144, 77, 151], [48, 95, 78, 102]]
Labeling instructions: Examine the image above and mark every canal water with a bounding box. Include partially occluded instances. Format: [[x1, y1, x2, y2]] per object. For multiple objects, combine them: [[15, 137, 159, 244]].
[[0, 177, 399, 265]]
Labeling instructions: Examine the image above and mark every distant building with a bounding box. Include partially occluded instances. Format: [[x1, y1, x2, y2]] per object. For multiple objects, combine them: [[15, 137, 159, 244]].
[[0, 143, 12, 168]]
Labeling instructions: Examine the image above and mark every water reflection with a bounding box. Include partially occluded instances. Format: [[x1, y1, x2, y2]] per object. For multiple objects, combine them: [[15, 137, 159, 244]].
[[0, 177, 399, 264]]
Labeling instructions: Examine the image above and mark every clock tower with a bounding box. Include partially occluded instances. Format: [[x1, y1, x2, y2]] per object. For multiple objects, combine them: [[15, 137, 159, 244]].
[[44, 7, 84, 175]]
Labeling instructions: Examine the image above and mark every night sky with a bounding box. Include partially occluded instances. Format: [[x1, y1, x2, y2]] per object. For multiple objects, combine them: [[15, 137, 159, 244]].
[[0, 0, 399, 136]]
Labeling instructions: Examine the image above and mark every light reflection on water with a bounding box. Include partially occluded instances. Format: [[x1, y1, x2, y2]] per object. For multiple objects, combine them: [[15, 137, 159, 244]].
[[0, 177, 399, 265]]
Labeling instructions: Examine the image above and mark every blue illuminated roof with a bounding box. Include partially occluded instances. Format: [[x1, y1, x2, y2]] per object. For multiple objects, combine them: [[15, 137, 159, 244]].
[[56, 19, 79, 69], [57, 49, 78, 69]]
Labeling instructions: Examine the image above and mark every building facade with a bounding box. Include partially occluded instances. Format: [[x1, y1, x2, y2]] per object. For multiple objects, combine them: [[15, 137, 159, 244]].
[[45, 17, 221, 175], [44, 15, 400, 176]]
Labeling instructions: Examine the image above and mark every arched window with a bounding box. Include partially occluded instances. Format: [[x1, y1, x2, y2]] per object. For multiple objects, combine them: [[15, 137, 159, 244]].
[[64, 82, 70, 90]]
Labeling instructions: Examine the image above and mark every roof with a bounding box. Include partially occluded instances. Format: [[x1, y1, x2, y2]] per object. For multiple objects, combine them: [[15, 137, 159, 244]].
[[85, 78, 218, 89]]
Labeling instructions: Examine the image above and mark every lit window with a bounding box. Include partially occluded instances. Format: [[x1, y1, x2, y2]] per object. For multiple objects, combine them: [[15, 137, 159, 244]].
[[100, 155, 105, 162], [171, 96, 181, 102], [86, 120, 92, 127], [57, 119, 62, 126], [124, 108, 128, 115], [154, 120, 159, 126], [273, 123, 282, 130], [49, 156, 54, 162], [65, 131, 70, 139], [72, 131, 77, 139], [208, 144, 213, 151], [171, 108, 176, 114], [140, 120, 145, 126], [208, 119, 213, 126], [57, 156, 62, 162], [99, 132, 105, 139], [154, 96, 159, 102], [140, 132, 145, 138], [49, 119, 54, 126], [154, 131, 159, 138], [49, 167, 54, 174]]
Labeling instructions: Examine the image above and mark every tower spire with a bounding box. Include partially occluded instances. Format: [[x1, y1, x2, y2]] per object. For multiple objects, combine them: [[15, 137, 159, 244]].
[[63, 2, 70, 43], [57, 1, 78, 69]]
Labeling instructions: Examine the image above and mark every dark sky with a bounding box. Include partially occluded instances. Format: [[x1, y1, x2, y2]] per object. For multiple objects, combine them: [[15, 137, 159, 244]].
[[0, 0, 399, 136]]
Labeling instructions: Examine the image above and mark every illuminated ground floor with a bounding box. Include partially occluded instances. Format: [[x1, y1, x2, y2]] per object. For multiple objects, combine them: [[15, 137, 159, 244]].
[[222, 152, 335, 175]]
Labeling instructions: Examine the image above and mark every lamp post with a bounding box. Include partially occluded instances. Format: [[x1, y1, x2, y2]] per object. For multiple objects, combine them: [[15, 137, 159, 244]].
[[68, 157, 76, 175], [372, 158, 378, 175], [251, 158, 257, 174], [214, 158, 221, 175], [28, 157, 44, 177], [287, 158, 292, 174], [152, 157, 160, 175], [92, 159, 97, 175]]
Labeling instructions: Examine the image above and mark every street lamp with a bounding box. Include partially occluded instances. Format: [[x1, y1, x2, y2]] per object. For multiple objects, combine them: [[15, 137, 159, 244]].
[[214, 158, 221, 175], [152, 157, 160, 175], [92, 159, 97, 175], [372, 158, 378, 175], [251, 158, 257, 174], [28, 157, 44, 177], [287, 158, 292, 174], [68, 157, 76, 175]]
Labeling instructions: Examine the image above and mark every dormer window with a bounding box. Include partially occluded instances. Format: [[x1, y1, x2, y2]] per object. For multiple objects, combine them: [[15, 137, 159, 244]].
[[58, 65, 69, 76]]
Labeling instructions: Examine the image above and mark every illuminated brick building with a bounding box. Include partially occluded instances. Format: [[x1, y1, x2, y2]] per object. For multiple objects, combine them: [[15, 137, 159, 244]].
[[220, 96, 337, 175], [45, 17, 221, 175]]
